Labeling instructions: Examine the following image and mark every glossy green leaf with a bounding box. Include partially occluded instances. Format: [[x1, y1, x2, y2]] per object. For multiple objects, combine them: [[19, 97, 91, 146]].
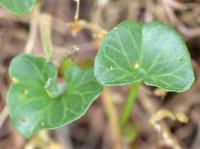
[[94, 20, 194, 92], [7, 54, 102, 137], [0, 0, 36, 15]]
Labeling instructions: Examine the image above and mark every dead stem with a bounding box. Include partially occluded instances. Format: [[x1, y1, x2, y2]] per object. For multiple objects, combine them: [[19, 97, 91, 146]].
[[138, 86, 183, 149], [74, 0, 81, 21], [25, 5, 40, 54], [39, 13, 53, 60], [0, 107, 8, 128], [102, 88, 121, 149]]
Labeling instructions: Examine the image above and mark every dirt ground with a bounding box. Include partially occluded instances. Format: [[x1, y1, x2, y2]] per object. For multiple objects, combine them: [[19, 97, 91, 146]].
[[0, 0, 200, 149]]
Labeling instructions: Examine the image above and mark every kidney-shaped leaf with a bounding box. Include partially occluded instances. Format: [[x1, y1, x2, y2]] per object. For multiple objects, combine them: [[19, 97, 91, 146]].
[[94, 20, 194, 92], [7, 54, 102, 137], [0, 0, 36, 15]]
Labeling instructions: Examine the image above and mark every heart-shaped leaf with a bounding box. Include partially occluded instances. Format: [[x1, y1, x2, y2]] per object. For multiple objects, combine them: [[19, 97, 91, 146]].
[[7, 54, 102, 137], [0, 0, 36, 15], [94, 20, 194, 92]]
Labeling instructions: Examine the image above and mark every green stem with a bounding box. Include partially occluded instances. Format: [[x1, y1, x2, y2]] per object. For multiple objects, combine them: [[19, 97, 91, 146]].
[[120, 82, 141, 128]]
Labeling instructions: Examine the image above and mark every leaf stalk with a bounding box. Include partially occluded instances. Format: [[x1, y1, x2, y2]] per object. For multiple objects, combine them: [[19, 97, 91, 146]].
[[120, 82, 141, 128]]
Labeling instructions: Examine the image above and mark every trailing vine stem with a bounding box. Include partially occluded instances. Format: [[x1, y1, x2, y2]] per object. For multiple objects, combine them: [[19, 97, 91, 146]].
[[120, 82, 141, 128]]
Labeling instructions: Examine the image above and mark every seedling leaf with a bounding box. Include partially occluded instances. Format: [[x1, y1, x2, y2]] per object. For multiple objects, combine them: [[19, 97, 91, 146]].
[[7, 54, 102, 137], [94, 20, 194, 92]]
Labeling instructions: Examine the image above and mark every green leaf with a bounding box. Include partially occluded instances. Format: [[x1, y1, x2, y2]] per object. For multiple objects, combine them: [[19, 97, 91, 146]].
[[94, 20, 194, 92], [0, 0, 36, 15], [7, 54, 102, 137]]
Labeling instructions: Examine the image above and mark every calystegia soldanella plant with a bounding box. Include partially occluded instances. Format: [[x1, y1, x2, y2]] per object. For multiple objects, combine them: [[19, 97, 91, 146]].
[[1, 0, 195, 142]]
